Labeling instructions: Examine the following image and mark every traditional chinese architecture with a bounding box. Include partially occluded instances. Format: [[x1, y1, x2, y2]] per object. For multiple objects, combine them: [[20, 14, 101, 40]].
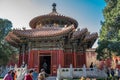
[[5, 3, 98, 75]]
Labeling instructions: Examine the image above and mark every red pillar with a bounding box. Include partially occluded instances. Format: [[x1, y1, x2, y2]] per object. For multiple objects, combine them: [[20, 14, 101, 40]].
[[58, 50, 64, 67], [74, 52, 76, 67]]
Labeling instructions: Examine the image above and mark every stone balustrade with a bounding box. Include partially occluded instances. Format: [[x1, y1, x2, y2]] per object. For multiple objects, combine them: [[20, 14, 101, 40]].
[[0, 65, 14, 77], [14, 64, 27, 80], [56, 64, 107, 80]]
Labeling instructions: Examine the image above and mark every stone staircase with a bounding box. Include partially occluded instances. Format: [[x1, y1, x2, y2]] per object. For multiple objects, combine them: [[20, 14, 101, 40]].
[[46, 76, 56, 80]]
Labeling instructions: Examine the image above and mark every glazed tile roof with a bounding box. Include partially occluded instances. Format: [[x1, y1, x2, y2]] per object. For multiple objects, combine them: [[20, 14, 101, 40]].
[[8, 32, 21, 42], [29, 14, 78, 29], [12, 25, 74, 38], [84, 32, 98, 42], [71, 28, 88, 39], [5, 25, 75, 47], [5, 35, 18, 47], [29, 3, 78, 29], [5, 24, 98, 48]]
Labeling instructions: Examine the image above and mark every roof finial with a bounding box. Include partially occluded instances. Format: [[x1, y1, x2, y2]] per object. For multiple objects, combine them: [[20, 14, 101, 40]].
[[52, 3, 57, 12]]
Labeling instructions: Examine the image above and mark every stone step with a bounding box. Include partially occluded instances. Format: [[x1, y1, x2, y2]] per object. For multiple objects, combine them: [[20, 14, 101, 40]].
[[46, 76, 56, 80]]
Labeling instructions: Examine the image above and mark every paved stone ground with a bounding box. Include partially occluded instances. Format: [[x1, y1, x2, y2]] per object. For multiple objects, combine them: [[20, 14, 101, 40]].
[[46, 76, 56, 80]]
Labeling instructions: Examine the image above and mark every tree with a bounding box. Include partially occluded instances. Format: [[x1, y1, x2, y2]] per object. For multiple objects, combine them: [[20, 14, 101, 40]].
[[0, 18, 18, 65], [96, 0, 120, 60]]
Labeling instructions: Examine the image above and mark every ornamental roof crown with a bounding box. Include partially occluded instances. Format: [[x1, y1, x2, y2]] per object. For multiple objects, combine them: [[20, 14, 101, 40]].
[[29, 3, 78, 29]]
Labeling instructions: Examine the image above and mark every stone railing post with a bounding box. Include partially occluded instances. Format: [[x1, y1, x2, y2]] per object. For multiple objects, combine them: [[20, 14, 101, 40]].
[[5, 66, 8, 72], [57, 64, 61, 80], [10, 65, 12, 70], [14, 64, 17, 73], [25, 65, 27, 74], [93, 66, 97, 77], [14, 64, 17, 70], [82, 64, 86, 77], [70, 64, 73, 79]]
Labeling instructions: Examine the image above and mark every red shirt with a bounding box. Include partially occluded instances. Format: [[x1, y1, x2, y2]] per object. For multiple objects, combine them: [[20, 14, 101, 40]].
[[24, 74, 33, 80], [3, 74, 13, 80]]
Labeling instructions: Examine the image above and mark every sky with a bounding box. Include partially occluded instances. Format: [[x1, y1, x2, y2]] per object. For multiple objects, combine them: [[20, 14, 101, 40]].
[[0, 0, 106, 48]]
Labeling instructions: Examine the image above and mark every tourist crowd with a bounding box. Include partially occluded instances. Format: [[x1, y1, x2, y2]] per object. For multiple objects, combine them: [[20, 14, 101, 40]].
[[3, 68, 48, 80]]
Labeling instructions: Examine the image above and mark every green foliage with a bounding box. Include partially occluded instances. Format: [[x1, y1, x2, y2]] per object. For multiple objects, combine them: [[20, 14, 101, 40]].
[[0, 19, 12, 40], [97, 0, 120, 60], [0, 18, 18, 66]]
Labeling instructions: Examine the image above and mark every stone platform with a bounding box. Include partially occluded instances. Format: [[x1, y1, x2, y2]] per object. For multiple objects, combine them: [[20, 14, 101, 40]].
[[46, 76, 56, 80]]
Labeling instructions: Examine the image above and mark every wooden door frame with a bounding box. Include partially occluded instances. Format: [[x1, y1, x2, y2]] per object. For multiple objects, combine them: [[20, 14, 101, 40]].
[[38, 53, 52, 74]]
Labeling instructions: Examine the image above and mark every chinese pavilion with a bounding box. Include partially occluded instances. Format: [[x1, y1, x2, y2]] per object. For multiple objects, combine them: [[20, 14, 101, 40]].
[[5, 3, 98, 75]]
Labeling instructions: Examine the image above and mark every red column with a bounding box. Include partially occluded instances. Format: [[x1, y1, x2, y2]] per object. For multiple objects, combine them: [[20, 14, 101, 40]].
[[58, 50, 61, 66], [74, 52, 76, 67], [28, 50, 34, 69], [18, 54, 22, 67], [58, 50, 64, 67]]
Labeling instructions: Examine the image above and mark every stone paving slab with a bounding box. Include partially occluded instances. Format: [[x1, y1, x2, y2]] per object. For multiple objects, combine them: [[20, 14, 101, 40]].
[[46, 76, 56, 80]]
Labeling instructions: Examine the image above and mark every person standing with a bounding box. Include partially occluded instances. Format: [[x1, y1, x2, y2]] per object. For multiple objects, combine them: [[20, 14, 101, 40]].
[[24, 70, 34, 80], [90, 62, 94, 70], [90, 62, 94, 68], [32, 69, 38, 80], [13, 71, 17, 80], [106, 68, 110, 77], [38, 69, 49, 80], [11, 70, 15, 80], [42, 59, 47, 72], [3, 70, 13, 80], [118, 69, 120, 79], [111, 68, 115, 79]]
